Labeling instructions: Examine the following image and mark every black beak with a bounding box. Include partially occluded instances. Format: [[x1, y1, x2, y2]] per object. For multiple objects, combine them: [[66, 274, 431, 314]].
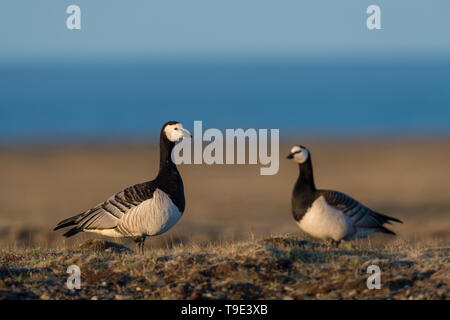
[[286, 154, 294, 159]]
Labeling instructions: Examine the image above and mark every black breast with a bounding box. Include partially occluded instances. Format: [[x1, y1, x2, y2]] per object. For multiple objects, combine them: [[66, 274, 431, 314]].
[[156, 170, 185, 213], [291, 190, 318, 222], [169, 178, 185, 213]]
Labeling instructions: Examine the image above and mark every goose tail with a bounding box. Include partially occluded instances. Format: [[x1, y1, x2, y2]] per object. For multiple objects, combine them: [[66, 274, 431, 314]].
[[375, 211, 403, 225], [54, 213, 84, 238], [377, 225, 397, 235]]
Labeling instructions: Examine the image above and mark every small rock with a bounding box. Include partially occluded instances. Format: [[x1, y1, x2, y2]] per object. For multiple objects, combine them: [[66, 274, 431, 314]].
[[91, 296, 98, 300], [40, 294, 50, 300]]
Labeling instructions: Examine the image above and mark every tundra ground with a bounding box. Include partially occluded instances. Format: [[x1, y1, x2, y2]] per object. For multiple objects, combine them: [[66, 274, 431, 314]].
[[0, 235, 448, 300]]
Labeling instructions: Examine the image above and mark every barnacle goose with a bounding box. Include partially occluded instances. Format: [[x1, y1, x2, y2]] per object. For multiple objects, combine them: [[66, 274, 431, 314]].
[[287, 145, 402, 246], [54, 121, 191, 253]]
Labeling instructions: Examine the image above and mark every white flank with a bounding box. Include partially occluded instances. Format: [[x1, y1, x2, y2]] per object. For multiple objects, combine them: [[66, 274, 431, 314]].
[[118, 188, 182, 237], [84, 189, 182, 238], [298, 196, 354, 241], [84, 228, 124, 237]]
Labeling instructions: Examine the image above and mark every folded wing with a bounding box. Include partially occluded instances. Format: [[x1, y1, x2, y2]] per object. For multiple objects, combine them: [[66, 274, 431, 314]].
[[54, 181, 157, 237], [319, 190, 402, 236]]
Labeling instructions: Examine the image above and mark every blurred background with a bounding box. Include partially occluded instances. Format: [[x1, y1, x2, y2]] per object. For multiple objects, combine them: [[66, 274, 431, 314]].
[[0, 0, 449, 248]]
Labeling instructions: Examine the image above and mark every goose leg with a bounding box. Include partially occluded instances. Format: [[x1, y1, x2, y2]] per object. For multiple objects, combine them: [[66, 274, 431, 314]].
[[328, 239, 341, 248], [140, 237, 146, 254], [134, 237, 140, 254], [134, 236, 146, 254]]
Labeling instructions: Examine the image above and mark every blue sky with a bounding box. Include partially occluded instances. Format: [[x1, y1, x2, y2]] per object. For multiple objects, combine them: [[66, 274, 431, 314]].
[[0, 0, 449, 61]]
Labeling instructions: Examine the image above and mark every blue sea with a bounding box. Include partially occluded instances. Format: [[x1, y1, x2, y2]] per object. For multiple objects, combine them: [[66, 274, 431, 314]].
[[1, 58, 449, 144]]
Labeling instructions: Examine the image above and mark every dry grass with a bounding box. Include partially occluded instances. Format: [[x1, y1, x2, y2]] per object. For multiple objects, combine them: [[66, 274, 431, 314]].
[[0, 235, 448, 300]]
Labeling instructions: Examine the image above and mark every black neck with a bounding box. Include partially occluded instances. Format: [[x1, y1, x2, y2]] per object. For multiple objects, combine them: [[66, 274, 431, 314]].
[[294, 156, 316, 196], [156, 134, 181, 186], [155, 133, 185, 212], [291, 156, 318, 221], [158, 134, 177, 173]]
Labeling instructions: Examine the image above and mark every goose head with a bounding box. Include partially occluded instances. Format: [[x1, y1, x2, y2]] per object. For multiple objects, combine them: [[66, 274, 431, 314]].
[[163, 121, 191, 142], [287, 145, 310, 164]]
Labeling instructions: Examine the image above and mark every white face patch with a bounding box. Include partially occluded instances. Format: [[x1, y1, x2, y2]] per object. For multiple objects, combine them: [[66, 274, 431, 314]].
[[164, 123, 191, 142], [290, 146, 301, 154], [290, 146, 309, 164]]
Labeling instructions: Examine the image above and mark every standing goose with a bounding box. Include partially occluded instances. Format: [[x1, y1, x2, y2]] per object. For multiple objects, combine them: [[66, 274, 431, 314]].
[[54, 121, 191, 253], [287, 145, 402, 246]]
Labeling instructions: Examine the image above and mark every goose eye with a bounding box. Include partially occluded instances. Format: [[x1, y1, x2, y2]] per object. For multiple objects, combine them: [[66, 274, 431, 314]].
[[174, 128, 178, 130]]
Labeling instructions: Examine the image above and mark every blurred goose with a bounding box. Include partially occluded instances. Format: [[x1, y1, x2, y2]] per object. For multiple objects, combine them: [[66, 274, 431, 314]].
[[287, 145, 402, 246], [54, 121, 191, 253]]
